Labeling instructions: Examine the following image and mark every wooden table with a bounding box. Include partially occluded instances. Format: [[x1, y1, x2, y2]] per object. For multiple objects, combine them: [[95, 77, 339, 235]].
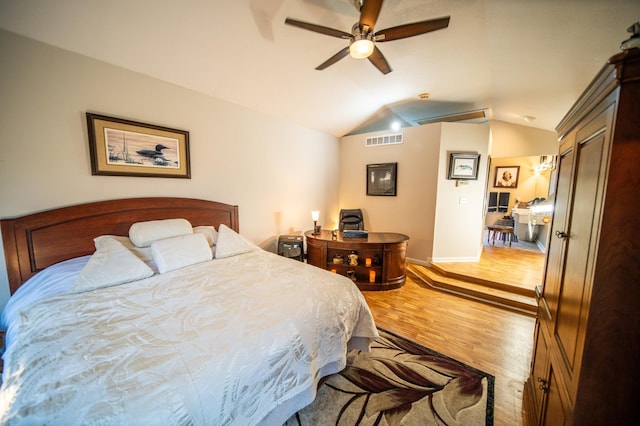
[[305, 230, 409, 290]]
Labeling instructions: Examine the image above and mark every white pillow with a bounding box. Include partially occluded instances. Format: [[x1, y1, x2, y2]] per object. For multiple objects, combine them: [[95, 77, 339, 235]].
[[214, 224, 258, 259], [151, 233, 213, 274], [193, 225, 218, 246], [71, 238, 154, 293], [129, 218, 193, 248], [94, 235, 153, 261]]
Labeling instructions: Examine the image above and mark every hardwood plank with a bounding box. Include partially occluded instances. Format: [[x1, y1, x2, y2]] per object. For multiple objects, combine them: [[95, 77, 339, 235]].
[[362, 276, 536, 426]]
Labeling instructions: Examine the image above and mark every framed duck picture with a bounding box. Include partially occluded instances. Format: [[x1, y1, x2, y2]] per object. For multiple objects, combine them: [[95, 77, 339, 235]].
[[86, 112, 191, 178]]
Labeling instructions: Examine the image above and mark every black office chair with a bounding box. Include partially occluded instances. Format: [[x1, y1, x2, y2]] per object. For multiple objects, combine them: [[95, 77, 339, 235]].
[[339, 209, 364, 231]]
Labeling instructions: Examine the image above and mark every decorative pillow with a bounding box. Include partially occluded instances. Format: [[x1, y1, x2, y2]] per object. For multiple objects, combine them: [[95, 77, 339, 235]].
[[71, 238, 154, 293], [193, 225, 218, 246], [94, 235, 153, 262], [151, 233, 213, 274], [214, 224, 258, 259], [129, 218, 193, 248]]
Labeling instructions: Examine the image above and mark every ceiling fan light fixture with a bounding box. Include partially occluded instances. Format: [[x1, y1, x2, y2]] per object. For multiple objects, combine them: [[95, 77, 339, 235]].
[[349, 36, 374, 59], [285, 2, 450, 73]]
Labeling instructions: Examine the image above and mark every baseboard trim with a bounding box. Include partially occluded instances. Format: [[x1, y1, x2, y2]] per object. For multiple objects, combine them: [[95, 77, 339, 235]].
[[406, 257, 430, 267], [430, 255, 481, 263]]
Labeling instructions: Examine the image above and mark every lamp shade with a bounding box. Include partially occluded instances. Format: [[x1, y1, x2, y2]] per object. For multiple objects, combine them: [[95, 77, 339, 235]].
[[311, 211, 320, 221], [349, 39, 374, 59]]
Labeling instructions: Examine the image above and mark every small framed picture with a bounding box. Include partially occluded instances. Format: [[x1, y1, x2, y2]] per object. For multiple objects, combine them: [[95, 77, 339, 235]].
[[367, 163, 397, 196], [494, 166, 520, 188], [448, 153, 480, 180], [86, 113, 191, 178]]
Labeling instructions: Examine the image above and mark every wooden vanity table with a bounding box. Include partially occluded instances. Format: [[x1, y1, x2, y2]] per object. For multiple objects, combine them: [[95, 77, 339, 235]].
[[305, 230, 409, 290]]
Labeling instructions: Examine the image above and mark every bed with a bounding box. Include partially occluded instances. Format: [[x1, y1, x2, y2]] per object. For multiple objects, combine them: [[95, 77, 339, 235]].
[[0, 197, 378, 425]]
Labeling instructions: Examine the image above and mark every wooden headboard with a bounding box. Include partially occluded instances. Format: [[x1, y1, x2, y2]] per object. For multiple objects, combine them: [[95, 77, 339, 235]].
[[1, 197, 239, 294]]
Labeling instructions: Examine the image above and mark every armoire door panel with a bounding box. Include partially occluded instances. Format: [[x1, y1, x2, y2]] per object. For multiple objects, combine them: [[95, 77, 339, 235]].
[[542, 147, 573, 327], [541, 365, 571, 426], [531, 324, 550, 416], [554, 109, 611, 395]]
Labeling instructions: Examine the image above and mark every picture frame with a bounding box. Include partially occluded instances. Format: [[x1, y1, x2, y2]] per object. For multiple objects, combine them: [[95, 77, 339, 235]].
[[86, 113, 191, 178], [448, 153, 480, 180], [494, 166, 520, 188], [367, 162, 397, 196]]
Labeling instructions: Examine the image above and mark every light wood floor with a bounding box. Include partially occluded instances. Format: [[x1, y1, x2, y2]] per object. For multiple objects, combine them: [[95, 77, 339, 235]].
[[361, 248, 542, 425], [435, 243, 546, 293]]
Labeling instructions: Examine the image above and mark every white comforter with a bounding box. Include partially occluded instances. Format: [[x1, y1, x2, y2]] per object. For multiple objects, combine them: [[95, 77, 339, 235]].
[[0, 250, 378, 425]]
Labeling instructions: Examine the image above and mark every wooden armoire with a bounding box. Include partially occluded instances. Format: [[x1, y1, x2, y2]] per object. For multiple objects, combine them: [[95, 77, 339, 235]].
[[523, 48, 640, 424]]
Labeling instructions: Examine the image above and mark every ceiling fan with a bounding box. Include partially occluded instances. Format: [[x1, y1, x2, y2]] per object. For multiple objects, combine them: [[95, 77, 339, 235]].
[[284, 0, 450, 74]]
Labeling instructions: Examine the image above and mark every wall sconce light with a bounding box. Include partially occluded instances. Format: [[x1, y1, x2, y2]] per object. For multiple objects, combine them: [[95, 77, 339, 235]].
[[311, 210, 320, 235], [534, 155, 557, 173]]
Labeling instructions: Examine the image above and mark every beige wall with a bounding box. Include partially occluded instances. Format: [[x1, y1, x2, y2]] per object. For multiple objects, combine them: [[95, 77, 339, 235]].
[[339, 125, 442, 263], [490, 120, 557, 158], [339, 123, 490, 264], [432, 123, 491, 262], [0, 30, 340, 308]]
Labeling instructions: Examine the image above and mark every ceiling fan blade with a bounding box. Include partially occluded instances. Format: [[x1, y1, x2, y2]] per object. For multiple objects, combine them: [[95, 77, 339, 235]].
[[316, 47, 351, 70], [368, 46, 392, 74], [359, 0, 383, 31], [285, 18, 352, 39], [375, 16, 450, 42]]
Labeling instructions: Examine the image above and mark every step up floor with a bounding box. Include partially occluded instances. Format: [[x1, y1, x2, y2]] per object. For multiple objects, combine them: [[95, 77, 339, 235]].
[[408, 263, 537, 317]]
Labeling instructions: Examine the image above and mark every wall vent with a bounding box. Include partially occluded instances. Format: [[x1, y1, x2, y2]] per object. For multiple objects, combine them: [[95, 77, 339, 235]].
[[365, 133, 403, 147]]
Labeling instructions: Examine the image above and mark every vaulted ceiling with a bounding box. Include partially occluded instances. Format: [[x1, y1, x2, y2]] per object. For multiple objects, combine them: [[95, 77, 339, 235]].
[[1, 0, 638, 136]]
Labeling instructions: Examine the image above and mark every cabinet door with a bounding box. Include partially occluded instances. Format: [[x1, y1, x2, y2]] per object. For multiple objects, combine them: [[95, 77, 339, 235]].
[[542, 145, 574, 329], [382, 242, 407, 286], [530, 324, 550, 420], [541, 364, 571, 426], [553, 107, 611, 397]]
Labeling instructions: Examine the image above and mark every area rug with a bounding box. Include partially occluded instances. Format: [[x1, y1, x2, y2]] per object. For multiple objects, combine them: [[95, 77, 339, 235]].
[[286, 328, 494, 426], [483, 229, 542, 253]]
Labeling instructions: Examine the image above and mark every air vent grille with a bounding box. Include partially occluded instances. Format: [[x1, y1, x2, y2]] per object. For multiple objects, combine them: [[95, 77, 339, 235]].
[[365, 133, 403, 147]]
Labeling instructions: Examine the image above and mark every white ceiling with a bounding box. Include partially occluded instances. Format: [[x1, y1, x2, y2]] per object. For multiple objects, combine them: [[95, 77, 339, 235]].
[[1, 0, 638, 137]]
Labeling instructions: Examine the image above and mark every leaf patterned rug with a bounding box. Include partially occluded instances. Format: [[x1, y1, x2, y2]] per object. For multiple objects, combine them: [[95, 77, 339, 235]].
[[286, 328, 494, 425]]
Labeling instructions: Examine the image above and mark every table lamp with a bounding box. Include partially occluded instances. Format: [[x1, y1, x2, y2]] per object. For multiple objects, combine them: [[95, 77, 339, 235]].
[[311, 211, 320, 235]]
